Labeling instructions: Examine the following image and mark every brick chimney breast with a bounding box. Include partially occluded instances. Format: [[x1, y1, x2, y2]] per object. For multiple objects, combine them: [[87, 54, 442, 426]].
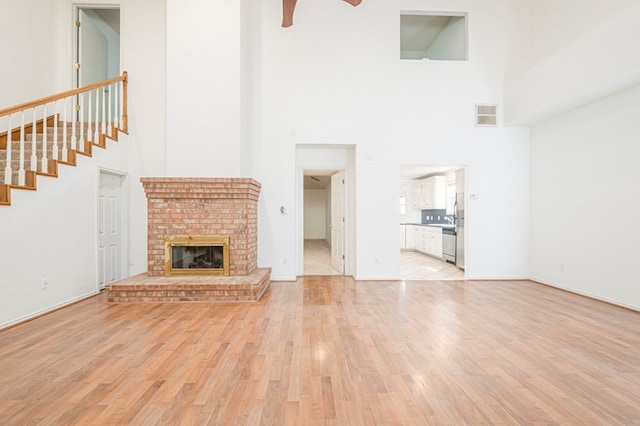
[[141, 178, 261, 277]]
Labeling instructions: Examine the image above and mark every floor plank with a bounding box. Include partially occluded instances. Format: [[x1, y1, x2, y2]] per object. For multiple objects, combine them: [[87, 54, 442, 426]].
[[0, 277, 639, 425]]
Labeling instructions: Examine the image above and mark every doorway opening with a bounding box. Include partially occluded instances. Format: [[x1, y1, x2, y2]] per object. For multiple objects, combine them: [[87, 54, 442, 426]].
[[400, 165, 466, 280], [74, 6, 121, 88], [303, 170, 345, 275], [295, 144, 355, 277]]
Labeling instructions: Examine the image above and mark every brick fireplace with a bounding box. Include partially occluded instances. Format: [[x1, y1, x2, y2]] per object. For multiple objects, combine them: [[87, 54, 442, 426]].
[[107, 178, 271, 303]]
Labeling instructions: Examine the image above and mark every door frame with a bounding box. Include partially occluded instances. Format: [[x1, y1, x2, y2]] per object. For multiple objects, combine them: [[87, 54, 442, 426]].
[[295, 145, 356, 277], [330, 170, 345, 273], [96, 168, 129, 291], [72, 3, 121, 89]]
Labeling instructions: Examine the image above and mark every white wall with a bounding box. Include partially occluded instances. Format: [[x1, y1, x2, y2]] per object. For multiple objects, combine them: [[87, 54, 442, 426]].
[[0, 1, 57, 109], [303, 189, 327, 239], [0, 0, 166, 327], [165, 0, 242, 177], [530, 83, 640, 310], [0, 133, 131, 329], [253, 0, 531, 280], [529, 0, 634, 66], [505, 1, 640, 125]]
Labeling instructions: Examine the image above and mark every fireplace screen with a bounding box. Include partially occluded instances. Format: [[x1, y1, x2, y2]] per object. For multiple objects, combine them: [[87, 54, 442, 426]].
[[165, 236, 230, 276]]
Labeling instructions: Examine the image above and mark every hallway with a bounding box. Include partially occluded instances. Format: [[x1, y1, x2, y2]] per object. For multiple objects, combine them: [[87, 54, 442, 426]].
[[303, 239, 341, 275]]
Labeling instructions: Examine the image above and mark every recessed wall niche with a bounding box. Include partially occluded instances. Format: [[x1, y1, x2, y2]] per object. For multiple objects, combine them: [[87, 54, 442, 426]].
[[400, 12, 468, 61]]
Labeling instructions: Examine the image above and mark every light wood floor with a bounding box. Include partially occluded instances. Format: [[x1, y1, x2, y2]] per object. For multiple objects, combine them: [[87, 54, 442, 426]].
[[1, 278, 639, 425]]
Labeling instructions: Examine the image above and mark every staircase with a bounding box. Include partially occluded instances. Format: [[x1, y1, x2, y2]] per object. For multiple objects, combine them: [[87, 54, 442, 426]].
[[0, 73, 128, 206]]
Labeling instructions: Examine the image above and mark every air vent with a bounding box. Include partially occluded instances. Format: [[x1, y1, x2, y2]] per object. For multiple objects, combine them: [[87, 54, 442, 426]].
[[475, 104, 498, 127]]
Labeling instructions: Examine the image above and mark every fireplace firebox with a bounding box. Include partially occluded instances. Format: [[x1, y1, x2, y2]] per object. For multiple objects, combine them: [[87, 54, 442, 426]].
[[165, 235, 230, 276]]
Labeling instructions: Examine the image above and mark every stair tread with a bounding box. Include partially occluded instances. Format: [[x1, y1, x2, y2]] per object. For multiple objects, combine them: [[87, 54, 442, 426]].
[[1, 121, 121, 203]]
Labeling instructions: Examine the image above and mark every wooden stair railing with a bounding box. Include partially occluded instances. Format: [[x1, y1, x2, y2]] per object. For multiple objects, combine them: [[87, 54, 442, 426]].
[[0, 72, 128, 206]]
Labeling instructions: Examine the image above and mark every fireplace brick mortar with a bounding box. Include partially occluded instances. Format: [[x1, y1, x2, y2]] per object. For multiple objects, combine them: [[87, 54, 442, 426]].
[[141, 178, 261, 277]]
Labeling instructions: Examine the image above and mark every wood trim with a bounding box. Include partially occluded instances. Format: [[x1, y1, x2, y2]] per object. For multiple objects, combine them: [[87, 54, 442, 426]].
[[0, 115, 56, 149], [0, 73, 128, 118], [0, 184, 9, 205], [121, 71, 128, 133]]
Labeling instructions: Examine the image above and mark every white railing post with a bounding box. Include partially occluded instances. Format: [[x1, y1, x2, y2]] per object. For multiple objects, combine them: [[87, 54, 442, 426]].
[[78, 92, 85, 151], [114, 82, 120, 131], [52, 100, 59, 161], [41, 104, 48, 173], [4, 114, 12, 185], [18, 111, 25, 186], [101, 87, 106, 135], [61, 98, 68, 162], [87, 90, 93, 143], [107, 84, 113, 136], [94, 88, 100, 142], [71, 96, 77, 151], [30, 107, 37, 171]]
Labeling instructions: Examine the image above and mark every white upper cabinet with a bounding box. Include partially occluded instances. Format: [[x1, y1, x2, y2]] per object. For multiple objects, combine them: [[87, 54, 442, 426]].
[[419, 176, 447, 209]]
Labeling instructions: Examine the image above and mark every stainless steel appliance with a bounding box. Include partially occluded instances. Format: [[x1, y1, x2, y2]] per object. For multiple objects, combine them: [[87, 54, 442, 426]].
[[442, 227, 456, 263], [454, 192, 465, 269]]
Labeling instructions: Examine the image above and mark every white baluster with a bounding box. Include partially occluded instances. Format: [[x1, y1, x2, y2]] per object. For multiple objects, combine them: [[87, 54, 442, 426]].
[[41, 104, 48, 173], [114, 82, 120, 131], [107, 83, 113, 136], [52, 100, 59, 161], [71, 96, 77, 151], [30, 107, 37, 171], [101, 86, 106, 135], [18, 111, 25, 186], [87, 90, 92, 143], [61, 98, 68, 162], [4, 114, 12, 185], [94, 88, 100, 142], [78, 92, 85, 151]]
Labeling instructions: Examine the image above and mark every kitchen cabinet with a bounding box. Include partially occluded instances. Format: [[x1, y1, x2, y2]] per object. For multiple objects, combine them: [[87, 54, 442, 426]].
[[425, 227, 443, 258], [400, 225, 406, 249], [406, 225, 443, 259], [409, 181, 422, 209], [416, 226, 442, 259], [419, 176, 447, 209], [406, 225, 420, 250]]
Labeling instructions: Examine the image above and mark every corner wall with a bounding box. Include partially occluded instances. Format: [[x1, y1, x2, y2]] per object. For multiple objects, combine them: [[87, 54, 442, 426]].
[[530, 83, 640, 310]]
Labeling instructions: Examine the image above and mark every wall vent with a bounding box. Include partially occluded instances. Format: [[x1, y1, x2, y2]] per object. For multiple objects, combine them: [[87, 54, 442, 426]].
[[475, 104, 498, 127]]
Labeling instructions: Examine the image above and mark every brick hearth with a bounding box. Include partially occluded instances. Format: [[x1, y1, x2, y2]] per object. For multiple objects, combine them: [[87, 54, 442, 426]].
[[107, 177, 270, 303]]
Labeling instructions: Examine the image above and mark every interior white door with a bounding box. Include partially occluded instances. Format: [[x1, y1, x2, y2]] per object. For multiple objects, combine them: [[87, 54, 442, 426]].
[[98, 173, 122, 289], [330, 171, 345, 273]]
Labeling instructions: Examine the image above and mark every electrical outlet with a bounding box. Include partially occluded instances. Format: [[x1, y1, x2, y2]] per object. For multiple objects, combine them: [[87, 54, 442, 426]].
[[559, 263, 565, 272], [374, 257, 380, 265], [282, 257, 288, 265], [41, 278, 48, 290]]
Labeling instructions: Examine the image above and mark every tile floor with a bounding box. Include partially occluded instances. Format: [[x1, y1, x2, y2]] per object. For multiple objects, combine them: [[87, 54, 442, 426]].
[[304, 239, 465, 280], [303, 239, 342, 275], [400, 250, 465, 280]]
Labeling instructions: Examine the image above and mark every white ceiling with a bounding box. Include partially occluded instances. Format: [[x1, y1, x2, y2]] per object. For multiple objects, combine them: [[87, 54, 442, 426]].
[[303, 170, 336, 190]]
